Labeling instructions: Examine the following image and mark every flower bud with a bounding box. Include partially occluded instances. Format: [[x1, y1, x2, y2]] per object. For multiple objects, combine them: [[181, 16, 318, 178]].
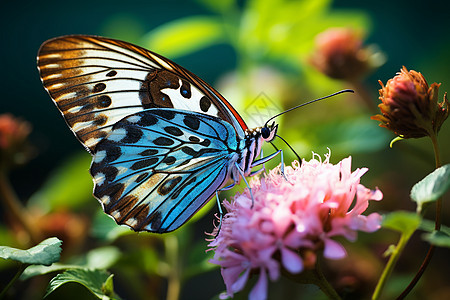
[[310, 28, 384, 80], [371, 67, 449, 138], [0, 113, 32, 169]]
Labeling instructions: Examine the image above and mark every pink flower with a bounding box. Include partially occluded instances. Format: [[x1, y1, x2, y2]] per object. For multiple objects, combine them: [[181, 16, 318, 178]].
[[208, 153, 382, 300]]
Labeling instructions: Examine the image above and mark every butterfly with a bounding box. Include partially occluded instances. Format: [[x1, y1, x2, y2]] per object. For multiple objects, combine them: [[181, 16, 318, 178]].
[[37, 35, 283, 233]]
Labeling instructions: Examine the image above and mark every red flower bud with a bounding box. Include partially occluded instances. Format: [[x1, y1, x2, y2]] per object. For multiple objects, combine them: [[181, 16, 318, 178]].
[[372, 67, 449, 138], [310, 28, 383, 80]]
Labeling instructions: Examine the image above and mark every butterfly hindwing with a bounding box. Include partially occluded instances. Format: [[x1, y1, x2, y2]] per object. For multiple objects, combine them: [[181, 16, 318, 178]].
[[90, 108, 240, 232], [37, 35, 247, 152]]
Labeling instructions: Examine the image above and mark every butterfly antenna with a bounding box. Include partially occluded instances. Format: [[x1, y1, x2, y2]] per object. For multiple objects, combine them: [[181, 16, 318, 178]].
[[264, 89, 354, 127], [274, 135, 301, 163]]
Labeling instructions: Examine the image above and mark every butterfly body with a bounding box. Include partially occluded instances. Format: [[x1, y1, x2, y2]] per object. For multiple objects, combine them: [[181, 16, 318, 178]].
[[37, 35, 278, 233]]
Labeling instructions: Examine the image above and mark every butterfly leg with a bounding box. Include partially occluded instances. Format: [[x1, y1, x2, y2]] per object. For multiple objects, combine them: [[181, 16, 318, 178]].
[[215, 182, 236, 234], [249, 149, 265, 177], [233, 162, 256, 208], [251, 149, 288, 181]]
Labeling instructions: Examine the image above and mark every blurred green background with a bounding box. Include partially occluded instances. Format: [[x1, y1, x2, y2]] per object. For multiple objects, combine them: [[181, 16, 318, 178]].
[[1, 0, 450, 299]]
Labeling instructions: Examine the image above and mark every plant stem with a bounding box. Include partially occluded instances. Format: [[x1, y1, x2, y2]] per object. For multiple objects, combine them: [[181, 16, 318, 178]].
[[0, 171, 41, 244], [0, 263, 27, 299], [314, 257, 341, 300], [396, 133, 442, 299], [165, 235, 181, 300], [282, 256, 341, 299], [372, 231, 411, 300]]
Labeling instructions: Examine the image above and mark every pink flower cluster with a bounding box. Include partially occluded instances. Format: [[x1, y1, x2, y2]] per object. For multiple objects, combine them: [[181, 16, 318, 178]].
[[208, 154, 382, 300]]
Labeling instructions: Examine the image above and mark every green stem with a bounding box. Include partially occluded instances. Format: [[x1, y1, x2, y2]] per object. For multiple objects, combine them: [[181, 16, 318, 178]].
[[372, 231, 411, 300], [165, 235, 181, 300], [314, 258, 341, 300], [0, 171, 41, 245], [282, 256, 341, 300], [396, 133, 442, 299], [0, 263, 27, 299]]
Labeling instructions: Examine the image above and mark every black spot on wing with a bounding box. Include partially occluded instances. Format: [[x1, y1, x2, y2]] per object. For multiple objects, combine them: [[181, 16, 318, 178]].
[[93, 83, 106, 93], [158, 176, 182, 196], [139, 149, 159, 156], [153, 137, 174, 146], [130, 157, 159, 170], [200, 139, 211, 147], [135, 172, 149, 183], [180, 80, 191, 98], [189, 136, 200, 143], [93, 115, 107, 126], [162, 156, 176, 165], [200, 96, 212, 112], [98, 95, 112, 108], [183, 115, 200, 130], [170, 176, 196, 200], [164, 126, 183, 136], [102, 143, 122, 162], [103, 166, 119, 182], [121, 127, 143, 144], [153, 109, 176, 120], [106, 70, 117, 77], [137, 113, 158, 126]]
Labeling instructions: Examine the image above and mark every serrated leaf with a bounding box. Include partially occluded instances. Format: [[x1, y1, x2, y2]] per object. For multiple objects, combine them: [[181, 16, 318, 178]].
[[411, 164, 450, 213], [382, 211, 421, 237], [142, 16, 225, 58], [45, 269, 119, 299], [0, 237, 62, 266], [422, 231, 450, 248]]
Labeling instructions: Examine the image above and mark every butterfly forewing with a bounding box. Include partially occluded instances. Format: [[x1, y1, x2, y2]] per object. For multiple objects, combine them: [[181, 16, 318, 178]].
[[90, 109, 240, 232], [37, 35, 247, 152]]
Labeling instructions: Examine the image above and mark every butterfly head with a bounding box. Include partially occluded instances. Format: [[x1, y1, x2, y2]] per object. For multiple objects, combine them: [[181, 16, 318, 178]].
[[261, 121, 278, 142]]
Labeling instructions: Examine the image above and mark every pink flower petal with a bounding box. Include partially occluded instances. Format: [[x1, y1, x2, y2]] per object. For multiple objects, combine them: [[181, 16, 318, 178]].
[[281, 247, 303, 273], [249, 268, 268, 300], [323, 239, 347, 259]]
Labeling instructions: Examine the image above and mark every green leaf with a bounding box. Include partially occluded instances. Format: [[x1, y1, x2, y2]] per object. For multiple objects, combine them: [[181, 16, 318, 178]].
[[91, 209, 133, 242], [0, 237, 62, 266], [28, 152, 94, 212], [382, 211, 421, 237], [419, 218, 450, 236], [45, 269, 119, 299], [142, 16, 225, 58], [102, 274, 115, 297], [422, 230, 450, 248], [22, 246, 121, 280], [411, 164, 450, 213]]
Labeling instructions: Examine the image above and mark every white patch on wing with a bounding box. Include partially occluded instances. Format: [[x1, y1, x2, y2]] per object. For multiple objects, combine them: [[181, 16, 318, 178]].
[[85, 137, 103, 148], [108, 128, 127, 142], [94, 172, 106, 185], [72, 120, 94, 132], [100, 195, 111, 205], [160, 79, 219, 117], [126, 218, 138, 227], [56, 92, 77, 101], [44, 73, 62, 80], [111, 210, 121, 219], [116, 166, 128, 177], [67, 106, 84, 114], [94, 150, 106, 163], [126, 115, 141, 123]]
